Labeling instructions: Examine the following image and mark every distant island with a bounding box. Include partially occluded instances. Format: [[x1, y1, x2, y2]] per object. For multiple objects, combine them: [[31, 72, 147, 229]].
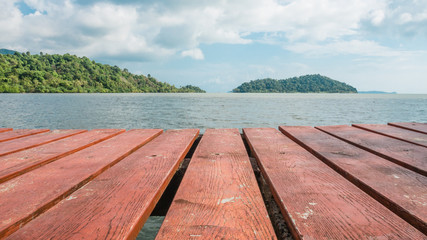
[[358, 91, 397, 94], [232, 74, 357, 93], [0, 50, 205, 93], [0, 49, 17, 55]]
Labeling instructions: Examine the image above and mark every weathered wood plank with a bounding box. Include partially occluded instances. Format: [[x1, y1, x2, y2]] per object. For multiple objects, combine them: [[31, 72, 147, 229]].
[[389, 122, 427, 134], [7, 129, 198, 240], [0, 129, 86, 157], [316, 125, 427, 176], [244, 128, 425, 239], [156, 129, 276, 240], [0, 129, 162, 239], [0, 128, 12, 133], [280, 126, 427, 234], [0, 129, 49, 143], [0, 129, 124, 184], [353, 124, 427, 148]]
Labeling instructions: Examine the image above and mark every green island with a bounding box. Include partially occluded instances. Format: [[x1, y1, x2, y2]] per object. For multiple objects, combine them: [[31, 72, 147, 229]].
[[0, 50, 205, 93], [232, 74, 357, 93]]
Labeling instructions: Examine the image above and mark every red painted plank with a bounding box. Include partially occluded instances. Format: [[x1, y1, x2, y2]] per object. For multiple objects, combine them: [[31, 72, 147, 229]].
[[0, 128, 12, 133], [244, 128, 424, 239], [0, 129, 49, 143], [316, 125, 427, 176], [353, 124, 427, 148], [0, 129, 124, 184], [0, 129, 87, 157], [157, 129, 276, 239], [0, 129, 162, 239], [7, 129, 198, 240], [389, 122, 427, 134], [280, 126, 427, 234]]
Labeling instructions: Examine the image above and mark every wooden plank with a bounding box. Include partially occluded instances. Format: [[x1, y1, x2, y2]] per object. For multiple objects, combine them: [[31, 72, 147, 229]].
[[0, 129, 162, 238], [0, 129, 87, 157], [280, 126, 427, 234], [157, 129, 276, 239], [243, 128, 425, 239], [0, 129, 49, 143], [316, 125, 427, 176], [0, 128, 12, 133], [389, 122, 427, 134], [353, 124, 427, 148], [7, 129, 198, 240], [0, 129, 124, 184]]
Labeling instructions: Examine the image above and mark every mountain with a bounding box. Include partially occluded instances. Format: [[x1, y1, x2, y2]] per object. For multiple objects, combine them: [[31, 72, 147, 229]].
[[232, 74, 357, 93], [0, 49, 17, 55], [0, 51, 205, 93]]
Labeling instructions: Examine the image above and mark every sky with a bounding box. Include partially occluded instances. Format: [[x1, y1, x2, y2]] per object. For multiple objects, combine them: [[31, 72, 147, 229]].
[[1, 0, 427, 93]]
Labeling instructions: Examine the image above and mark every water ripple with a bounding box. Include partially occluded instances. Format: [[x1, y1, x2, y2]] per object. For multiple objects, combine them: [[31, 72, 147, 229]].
[[1, 93, 426, 132]]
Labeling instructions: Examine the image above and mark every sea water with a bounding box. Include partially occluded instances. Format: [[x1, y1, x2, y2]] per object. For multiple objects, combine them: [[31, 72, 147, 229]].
[[0, 93, 426, 239], [0, 93, 425, 131]]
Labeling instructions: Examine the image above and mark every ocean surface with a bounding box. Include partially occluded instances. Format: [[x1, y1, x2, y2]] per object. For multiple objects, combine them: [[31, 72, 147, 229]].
[[0, 93, 426, 239], [1, 93, 426, 132]]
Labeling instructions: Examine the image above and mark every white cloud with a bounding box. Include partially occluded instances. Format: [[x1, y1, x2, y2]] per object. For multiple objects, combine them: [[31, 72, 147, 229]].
[[0, 0, 426, 61], [362, 0, 427, 37], [399, 13, 413, 24], [181, 48, 204, 60], [370, 10, 385, 26], [285, 40, 409, 57], [0, 0, 23, 44]]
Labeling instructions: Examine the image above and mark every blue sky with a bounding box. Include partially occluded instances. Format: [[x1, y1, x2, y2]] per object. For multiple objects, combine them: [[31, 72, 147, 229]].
[[1, 0, 427, 93]]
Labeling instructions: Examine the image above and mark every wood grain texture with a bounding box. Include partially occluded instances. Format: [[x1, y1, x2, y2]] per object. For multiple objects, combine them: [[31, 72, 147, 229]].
[[389, 122, 427, 134], [7, 129, 198, 240], [0, 128, 12, 133], [0, 129, 86, 157], [353, 124, 427, 148], [0, 129, 162, 239], [244, 127, 425, 240], [0, 129, 124, 184], [0, 129, 49, 143], [280, 126, 427, 234], [156, 129, 276, 240], [316, 125, 427, 176]]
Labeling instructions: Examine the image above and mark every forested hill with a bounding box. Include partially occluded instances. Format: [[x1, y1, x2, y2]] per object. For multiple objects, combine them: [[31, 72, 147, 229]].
[[0, 49, 16, 55], [232, 74, 357, 93], [0, 51, 205, 93]]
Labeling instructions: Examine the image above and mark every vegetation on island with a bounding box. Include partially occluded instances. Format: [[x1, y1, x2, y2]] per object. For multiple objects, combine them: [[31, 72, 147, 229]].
[[0, 51, 205, 93], [232, 74, 357, 93]]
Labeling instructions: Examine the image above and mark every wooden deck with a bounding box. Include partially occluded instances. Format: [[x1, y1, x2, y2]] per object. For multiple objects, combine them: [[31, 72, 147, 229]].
[[0, 123, 425, 239]]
